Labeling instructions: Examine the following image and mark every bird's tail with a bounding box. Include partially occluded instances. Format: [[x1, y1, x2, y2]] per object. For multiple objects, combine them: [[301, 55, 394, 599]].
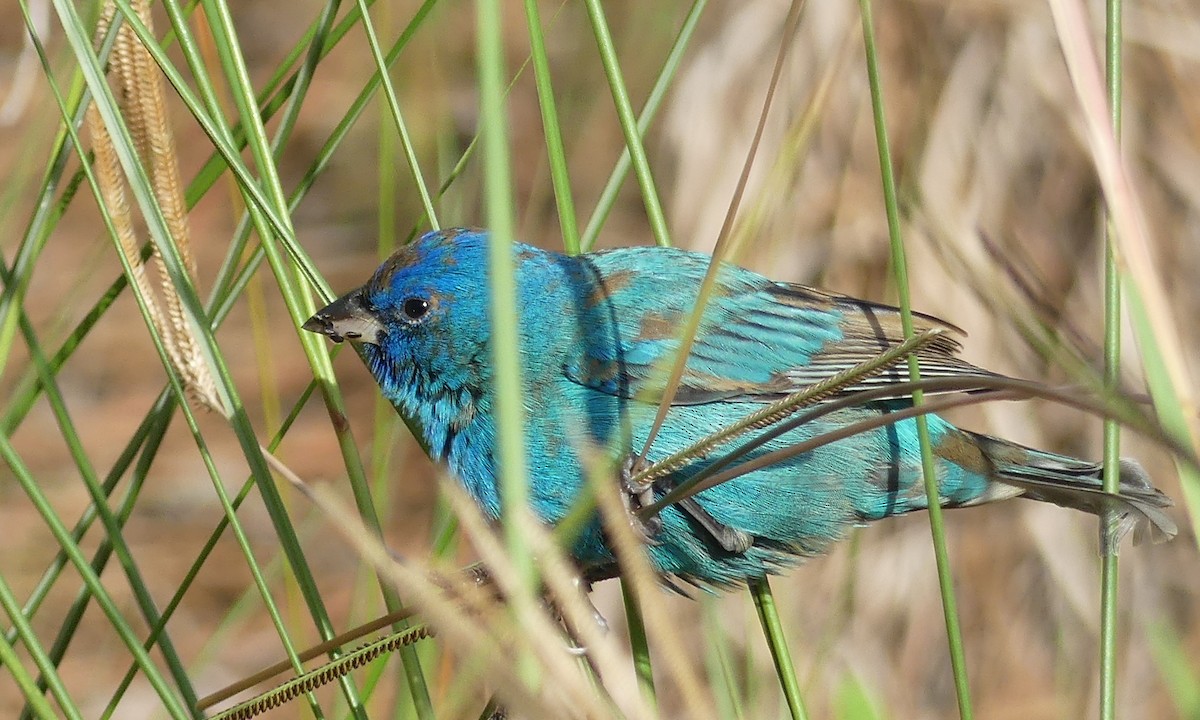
[[967, 431, 1177, 554]]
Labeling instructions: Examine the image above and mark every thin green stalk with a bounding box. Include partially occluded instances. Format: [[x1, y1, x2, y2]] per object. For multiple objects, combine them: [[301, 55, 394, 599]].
[[621, 581, 657, 706], [185, 0, 388, 210], [856, 1, 973, 717], [0, 19, 119, 378], [580, 0, 707, 251], [0, 434, 191, 719], [477, 0, 537, 679], [353, 0, 439, 229], [582, 0, 672, 248], [77, 406, 174, 717], [0, 632, 60, 720], [44, 4, 327, 714], [367, 6, 435, 716], [702, 597, 746, 720], [522, 0, 579, 253], [750, 578, 808, 720], [187, 0, 399, 714], [0, 572, 84, 720], [4, 394, 169, 658], [1099, 1, 1123, 718], [184, 0, 435, 710], [377, 52, 399, 264], [102, 379, 320, 718], [1047, 0, 1200, 552], [15, 317, 199, 718]]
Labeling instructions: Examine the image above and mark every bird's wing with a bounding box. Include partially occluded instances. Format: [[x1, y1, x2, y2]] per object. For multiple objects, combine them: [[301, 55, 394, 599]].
[[563, 247, 999, 405]]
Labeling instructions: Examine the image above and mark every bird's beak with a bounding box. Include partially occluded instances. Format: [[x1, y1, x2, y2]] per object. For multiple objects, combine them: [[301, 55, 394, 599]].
[[302, 288, 385, 345]]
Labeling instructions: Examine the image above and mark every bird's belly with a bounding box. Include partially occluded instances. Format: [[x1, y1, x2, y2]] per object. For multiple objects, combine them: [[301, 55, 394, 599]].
[[463, 395, 993, 586], [572, 402, 992, 584]]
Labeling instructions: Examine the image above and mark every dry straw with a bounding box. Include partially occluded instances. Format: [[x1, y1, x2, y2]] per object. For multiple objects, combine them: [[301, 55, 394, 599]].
[[86, 0, 219, 414]]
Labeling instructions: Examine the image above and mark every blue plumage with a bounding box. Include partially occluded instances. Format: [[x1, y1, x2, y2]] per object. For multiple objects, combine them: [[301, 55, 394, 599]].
[[304, 229, 1175, 586]]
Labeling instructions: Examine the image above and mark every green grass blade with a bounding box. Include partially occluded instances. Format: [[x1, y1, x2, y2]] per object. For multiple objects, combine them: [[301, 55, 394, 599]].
[[856, 1, 973, 717], [1124, 287, 1200, 534], [1046, 0, 1200, 548], [621, 580, 658, 706], [523, 0, 579, 253], [55, 401, 174, 718], [0, 630, 61, 720], [1, 232, 162, 434], [0, 22, 104, 381], [477, 0, 539, 694], [0, 434, 191, 719], [580, 0, 707, 251], [102, 380, 319, 717], [1099, 0, 1123, 717], [44, 3, 333, 713], [3, 397, 171, 657], [14, 323, 199, 716], [0, 571, 84, 720], [749, 578, 808, 720], [477, 0, 532, 568], [183, 0, 382, 208], [353, 0, 440, 230], [362, 6, 439, 714], [1148, 620, 1200, 718], [582, 0, 672, 248]]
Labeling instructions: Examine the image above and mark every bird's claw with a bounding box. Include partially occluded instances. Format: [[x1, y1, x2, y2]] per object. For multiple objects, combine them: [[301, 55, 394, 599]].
[[620, 455, 663, 545], [618, 456, 753, 554], [576, 576, 610, 636], [559, 576, 609, 657]]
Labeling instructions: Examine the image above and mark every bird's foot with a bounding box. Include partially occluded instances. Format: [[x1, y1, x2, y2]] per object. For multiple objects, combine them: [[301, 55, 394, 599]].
[[562, 576, 609, 656], [621, 457, 753, 555], [676, 496, 754, 554], [619, 455, 664, 545], [576, 576, 610, 636]]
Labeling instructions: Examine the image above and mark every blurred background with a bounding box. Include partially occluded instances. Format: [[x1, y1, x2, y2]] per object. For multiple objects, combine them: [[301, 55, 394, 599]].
[[1, 0, 1198, 717]]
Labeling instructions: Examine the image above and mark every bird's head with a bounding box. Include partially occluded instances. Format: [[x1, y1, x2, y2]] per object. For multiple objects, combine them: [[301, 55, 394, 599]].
[[303, 228, 494, 403]]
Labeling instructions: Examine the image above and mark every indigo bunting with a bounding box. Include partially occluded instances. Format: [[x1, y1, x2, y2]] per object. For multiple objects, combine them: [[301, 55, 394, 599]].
[[304, 228, 1175, 586]]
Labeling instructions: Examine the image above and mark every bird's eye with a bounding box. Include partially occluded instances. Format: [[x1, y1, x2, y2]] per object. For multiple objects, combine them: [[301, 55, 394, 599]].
[[402, 297, 431, 322]]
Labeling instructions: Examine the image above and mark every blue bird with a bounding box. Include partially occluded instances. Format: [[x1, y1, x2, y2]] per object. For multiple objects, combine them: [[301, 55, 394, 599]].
[[304, 228, 1175, 587]]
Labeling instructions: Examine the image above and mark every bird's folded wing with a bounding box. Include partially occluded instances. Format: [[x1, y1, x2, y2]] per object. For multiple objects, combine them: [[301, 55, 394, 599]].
[[563, 248, 999, 405]]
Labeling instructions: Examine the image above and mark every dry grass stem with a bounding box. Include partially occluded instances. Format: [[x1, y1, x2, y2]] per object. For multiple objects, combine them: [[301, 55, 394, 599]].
[[89, 0, 218, 413]]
